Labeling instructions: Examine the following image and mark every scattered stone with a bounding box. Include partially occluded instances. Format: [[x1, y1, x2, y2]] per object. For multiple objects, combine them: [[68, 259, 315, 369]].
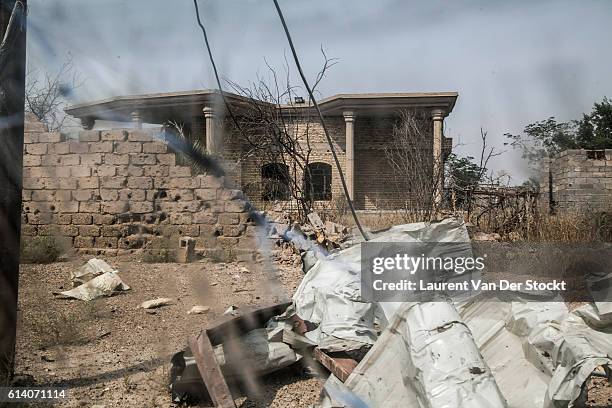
[[141, 297, 174, 309], [223, 305, 239, 316], [187, 305, 210, 315]]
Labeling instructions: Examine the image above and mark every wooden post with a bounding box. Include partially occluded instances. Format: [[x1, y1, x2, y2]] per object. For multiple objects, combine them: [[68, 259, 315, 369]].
[[0, 0, 27, 381]]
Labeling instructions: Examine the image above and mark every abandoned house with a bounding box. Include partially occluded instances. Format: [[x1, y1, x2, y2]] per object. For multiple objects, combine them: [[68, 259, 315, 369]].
[[65, 90, 458, 210], [19, 91, 457, 257]]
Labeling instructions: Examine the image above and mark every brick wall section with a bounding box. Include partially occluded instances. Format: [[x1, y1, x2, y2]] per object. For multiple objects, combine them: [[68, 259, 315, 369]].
[[233, 114, 434, 211], [21, 117, 255, 259], [540, 149, 612, 212]]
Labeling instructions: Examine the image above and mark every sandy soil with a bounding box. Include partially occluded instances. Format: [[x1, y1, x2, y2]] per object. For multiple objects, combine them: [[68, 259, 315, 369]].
[[15, 256, 322, 407], [14, 253, 612, 407]]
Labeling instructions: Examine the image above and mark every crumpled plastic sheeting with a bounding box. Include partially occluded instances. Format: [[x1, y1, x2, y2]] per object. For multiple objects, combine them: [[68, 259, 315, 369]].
[[54, 271, 130, 301], [293, 218, 471, 351], [459, 296, 612, 408], [70, 258, 117, 286], [319, 301, 507, 408]]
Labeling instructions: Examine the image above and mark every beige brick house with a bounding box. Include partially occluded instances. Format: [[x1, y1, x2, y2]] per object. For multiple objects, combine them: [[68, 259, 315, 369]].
[[66, 90, 457, 210]]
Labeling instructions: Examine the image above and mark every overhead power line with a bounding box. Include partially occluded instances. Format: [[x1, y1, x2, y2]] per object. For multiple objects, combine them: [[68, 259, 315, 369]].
[[271, 0, 369, 241]]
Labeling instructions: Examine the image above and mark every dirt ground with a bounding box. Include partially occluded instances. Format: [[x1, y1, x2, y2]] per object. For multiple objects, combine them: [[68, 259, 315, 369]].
[[14, 253, 612, 407], [15, 256, 323, 407]]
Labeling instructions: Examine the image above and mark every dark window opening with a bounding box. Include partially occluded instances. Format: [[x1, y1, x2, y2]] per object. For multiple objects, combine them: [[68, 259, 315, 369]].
[[304, 162, 332, 201], [587, 150, 605, 160], [262, 163, 290, 201]]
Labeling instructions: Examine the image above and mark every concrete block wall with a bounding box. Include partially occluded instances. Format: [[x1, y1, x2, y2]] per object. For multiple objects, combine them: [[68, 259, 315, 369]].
[[540, 149, 612, 212], [21, 116, 255, 259]]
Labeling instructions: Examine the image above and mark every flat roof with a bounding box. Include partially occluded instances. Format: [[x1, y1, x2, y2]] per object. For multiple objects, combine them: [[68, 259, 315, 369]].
[[65, 89, 458, 124]]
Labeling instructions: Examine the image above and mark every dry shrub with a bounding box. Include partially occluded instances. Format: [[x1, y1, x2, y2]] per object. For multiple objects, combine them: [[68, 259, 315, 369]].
[[27, 307, 89, 350], [20, 236, 62, 264]]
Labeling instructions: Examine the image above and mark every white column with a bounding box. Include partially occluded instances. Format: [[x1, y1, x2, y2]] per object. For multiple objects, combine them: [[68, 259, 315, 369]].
[[343, 111, 356, 201], [431, 109, 445, 206], [203, 106, 221, 155], [131, 110, 142, 129]]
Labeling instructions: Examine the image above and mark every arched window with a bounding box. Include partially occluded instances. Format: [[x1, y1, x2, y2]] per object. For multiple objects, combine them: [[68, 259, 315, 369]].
[[304, 162, 332, 201], [261, 163, 290, 201]]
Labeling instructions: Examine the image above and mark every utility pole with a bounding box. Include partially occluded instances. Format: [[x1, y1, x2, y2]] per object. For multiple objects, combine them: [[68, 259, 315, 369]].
[[0, 0, 27, 382]]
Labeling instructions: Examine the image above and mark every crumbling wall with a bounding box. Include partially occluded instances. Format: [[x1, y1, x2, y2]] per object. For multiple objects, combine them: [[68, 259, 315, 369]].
[[21, 116, 255, 260], [540, 149, 612, 213]]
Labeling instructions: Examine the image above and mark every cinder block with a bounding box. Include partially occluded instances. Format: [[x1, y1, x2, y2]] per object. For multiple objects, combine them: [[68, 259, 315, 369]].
[[23, 155, 42, 166], [128, 130, 154, 142], [127, 177, 153, 189], [127, 165, 144, 177], [102, 201, 129, 214], [25, 143, 48, 155], [95, 165, 116, 177], [143, 165, 169, 177], [56, 190, 72, 201], [79, 202, 101, 213], [195, 188, 217, 201], [59, 155, 81, 166], [59, 178, 77, 190], [101, 176, 127, 189], [156, 154, 176, 166], [101, 129, 128, 141], [104, 154, 130, 165], [101, 225, 123, 237], [193, 211, 217, 224], [31, 190, 55, 201], [57, 201, 79, 213], [218, 213, 240, 225], [80, 153, 103, 165], [89, 141, 114, 153], [143, 142, 167, 154], [129, 153, 156, 165], [23, 178, 45, 189], [70, 166, 91, 177], [170, 166, 191, 177], [72, 214, 93, 225], [59, 225, 79, 237], [79, 225, 101, 237], [115, 142, 142, 154], [78, 130, 101, 142], [68, 141, 89, 154], [100, 189, 119, 201], [77, 177, 99, 189], [48, 142, 70, 155], [129, 202, 154, 213], [74, 236, 94, 248], [95, 236, 118, 249], [38, 132, 62, 143]]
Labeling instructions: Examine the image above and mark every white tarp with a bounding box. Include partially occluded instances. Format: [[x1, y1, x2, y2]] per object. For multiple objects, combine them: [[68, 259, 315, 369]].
[[55, 270, 130, 301], [293, 218, 471, 351], [312, 218, 612, 408]]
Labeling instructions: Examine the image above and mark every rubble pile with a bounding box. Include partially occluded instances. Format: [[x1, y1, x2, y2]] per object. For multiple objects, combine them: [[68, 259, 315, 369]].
[[266, 211, 351, 266], [172, 218, 612, 408]]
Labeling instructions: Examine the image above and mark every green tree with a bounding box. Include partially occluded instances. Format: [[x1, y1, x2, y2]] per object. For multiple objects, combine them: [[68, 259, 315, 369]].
[[445, 153, 484, 206], [505, 97, 612, 168]]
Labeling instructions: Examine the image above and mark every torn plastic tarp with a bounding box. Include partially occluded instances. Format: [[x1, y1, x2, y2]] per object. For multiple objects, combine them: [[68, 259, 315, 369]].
[[310, 218, 612, 407], [70, 258, 117, 286], [293, 218, 472, 351], [54, 270, 130, 301]]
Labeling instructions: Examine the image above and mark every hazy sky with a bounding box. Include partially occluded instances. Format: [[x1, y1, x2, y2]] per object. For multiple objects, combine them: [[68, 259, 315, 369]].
[[26, 0, 612, 183]]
